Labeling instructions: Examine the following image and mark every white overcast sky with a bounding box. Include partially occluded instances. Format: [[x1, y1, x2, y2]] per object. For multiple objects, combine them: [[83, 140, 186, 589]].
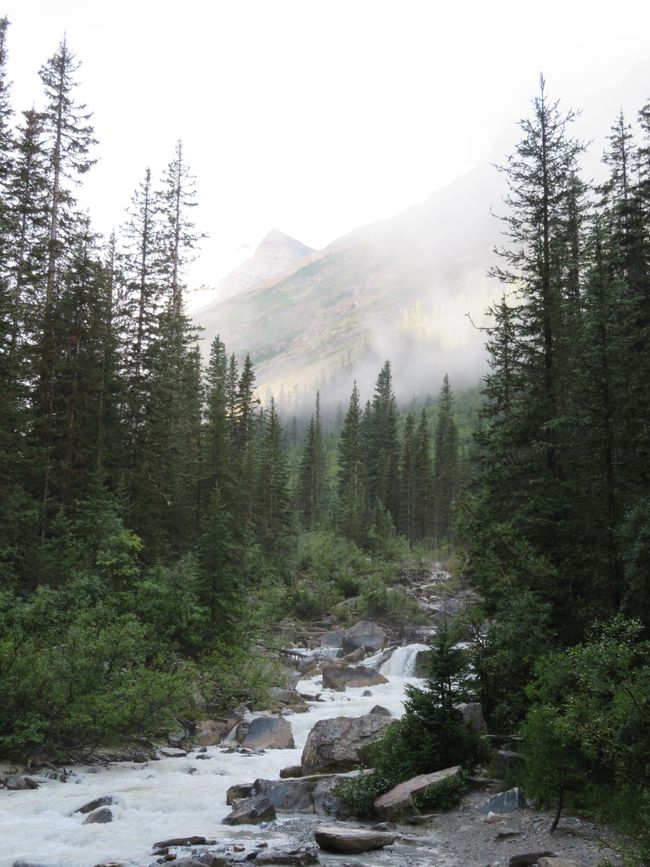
[[2, 0, 650, 297]]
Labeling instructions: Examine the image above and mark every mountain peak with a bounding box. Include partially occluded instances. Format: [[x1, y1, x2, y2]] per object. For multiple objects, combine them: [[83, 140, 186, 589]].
[[217, 229, 315, 300]]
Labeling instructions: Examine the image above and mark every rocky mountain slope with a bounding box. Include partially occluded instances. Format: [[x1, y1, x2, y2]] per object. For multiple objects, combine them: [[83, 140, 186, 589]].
[[195, 163, 504, 408], [216, 229, 315, 301]]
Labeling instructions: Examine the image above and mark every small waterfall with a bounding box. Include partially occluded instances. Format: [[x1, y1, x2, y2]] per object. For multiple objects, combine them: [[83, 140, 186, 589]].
[[380, 643, 430, 677]]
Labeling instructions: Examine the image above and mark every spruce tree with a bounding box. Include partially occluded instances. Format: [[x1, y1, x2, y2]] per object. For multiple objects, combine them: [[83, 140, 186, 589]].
[[433, 375, 458, 543], [367, 360, 400, 522], [298, 392, 327, 528], [337, 382, 367, 544], [256, 397, 291, 551]]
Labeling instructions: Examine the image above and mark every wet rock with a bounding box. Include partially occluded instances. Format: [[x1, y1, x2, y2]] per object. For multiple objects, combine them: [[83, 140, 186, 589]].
[[256, 848, 319, 866], [159, 746, 188, 758], [222, 795, 276, 825], [342, 646, 366, 663], [301, 713, 395, 775], [371, 822, 398, 833], [341, 621, 387, 654], [369, 705, 392, 716], [226, 782, 254, 804], [321, 664, 388, 691], [194, 714, 240, 747], [192, 856, 228, 867], [74, 795, 116, 814], [280, 765, 303, 778], [4, 775, 40, 790], [253, 777, 316, 813], [374, 766, 461, 820], [314, 825, 396, 854], [242, 716, 295, 749], [478, 787, 527, 814], [83, 806, 113, 824], [153, 836, 208, 849]]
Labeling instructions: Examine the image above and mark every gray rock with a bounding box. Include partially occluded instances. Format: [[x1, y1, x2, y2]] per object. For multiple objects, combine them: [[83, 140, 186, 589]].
[[374, 766, 461, 820], [322, 664, 388, 691], [341, 621, 387, 654], [159, 746, 188, 758], [478, 787, 527, 813], [343, 646, 366, 663], [222, 795, 276, 825], [74, 795, 116, 814], [256, 849, 319, 866], [269, 687, 304, 705], [226, 782, 254, 804], [279, 764, 303, 778], [369, 705, 392, 716], [301, 713, 395, 775], [82, 806, 113, 824], [242, 716, 294, 749], [5, 775, 39, 790], [314, 825, 396, 854], [152, 835, 207, 849], [253, 777, 316, 813], [194, 713, 240, 747]]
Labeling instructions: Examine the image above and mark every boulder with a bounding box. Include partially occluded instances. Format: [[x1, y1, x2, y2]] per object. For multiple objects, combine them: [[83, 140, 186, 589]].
[[159, 747, 187, 758], [279, 765, 303, 778], [369, 705, 392, 717], [5, 775, 40, 790], [314, 825, 396, 854], [341, 621, 387, 654], [478, 787, 527, 814], [301, 713, 395, 775], [222, 795, 276, 825], [256, 849, 318, 866], [374, 766, 461, 820], [321, 629, 346, 649], [153, 835, 207, 849], [242, 716, 294, 749], [194, 714, 239, 747], [74, 795, 116, 814], [342, 646, 366, 663], [82, 806, 113, 824], [253, 777, 317, 813], [322, 664, 388, 691], [458, 702, 487, 734], [226, 782, 254, 804]]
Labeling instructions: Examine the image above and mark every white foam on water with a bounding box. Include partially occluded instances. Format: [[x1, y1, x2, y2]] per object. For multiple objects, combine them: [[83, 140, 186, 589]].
[[0, 646, 426, 867], [380, 643, 430, 677]]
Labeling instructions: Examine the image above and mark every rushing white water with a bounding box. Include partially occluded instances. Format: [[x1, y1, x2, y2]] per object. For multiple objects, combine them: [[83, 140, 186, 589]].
[[380, 642, 430, 678], [0, 646, 426, 867]]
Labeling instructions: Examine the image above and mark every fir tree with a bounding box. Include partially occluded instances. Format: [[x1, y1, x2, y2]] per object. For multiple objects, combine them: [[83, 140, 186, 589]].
[[298, 392, 327, 528], [433, 375, 458, 543]]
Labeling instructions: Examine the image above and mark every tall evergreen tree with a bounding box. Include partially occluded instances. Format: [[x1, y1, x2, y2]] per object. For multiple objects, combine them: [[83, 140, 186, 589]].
[[367, 360, 400, 522], [337, 382, 367, 544], [298, 392, 327, 528], [256, 397, 291, 551], [433, 375, 458, 543]]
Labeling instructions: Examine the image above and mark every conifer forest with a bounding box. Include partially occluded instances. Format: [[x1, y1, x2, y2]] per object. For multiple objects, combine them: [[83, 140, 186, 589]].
[[1, 16, 650, 867]]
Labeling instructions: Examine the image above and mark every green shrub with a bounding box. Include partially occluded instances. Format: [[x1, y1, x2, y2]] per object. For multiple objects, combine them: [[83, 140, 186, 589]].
[[336, 769, 394, 818], [412, 772, 468, 811], [199, 643, 283, 712]]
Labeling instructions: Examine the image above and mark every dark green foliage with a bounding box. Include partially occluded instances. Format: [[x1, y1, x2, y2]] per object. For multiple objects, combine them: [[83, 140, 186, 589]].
[[433, 375, 458, 543], [523, 617, 650, 855], [411, 773, 468, 811]]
